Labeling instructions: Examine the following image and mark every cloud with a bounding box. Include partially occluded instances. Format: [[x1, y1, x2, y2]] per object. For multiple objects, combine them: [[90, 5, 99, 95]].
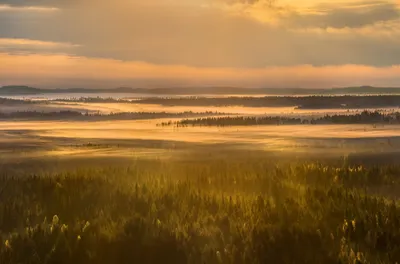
[[0, 4, 59, 12], [287, 1, 399, 29], [0, 0, 68, 7], [290, 18, 400, 39], [0, 38, 78, 48], [1, 52, 400, 88], [0, 38, 79, 55], [0, 0, 399, 69], [225, 0, 399, 28]]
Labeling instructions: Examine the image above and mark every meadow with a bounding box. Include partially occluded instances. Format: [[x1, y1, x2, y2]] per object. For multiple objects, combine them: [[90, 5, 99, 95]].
[[1, 95, 400, 263]]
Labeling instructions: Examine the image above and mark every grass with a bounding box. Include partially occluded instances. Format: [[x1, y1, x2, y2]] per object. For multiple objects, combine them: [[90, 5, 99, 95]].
[[1, 155, 400, 263]]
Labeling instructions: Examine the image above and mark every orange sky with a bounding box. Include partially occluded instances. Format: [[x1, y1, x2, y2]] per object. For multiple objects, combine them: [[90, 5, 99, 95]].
[[0, 0, 399, 88]]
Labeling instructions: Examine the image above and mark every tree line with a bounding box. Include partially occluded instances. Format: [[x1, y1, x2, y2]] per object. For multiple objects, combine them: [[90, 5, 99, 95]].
[[134, 95, 400, 109], [0, 110, 227, 120], [160, 111, 400, 127], [3, 95, 400, 109]]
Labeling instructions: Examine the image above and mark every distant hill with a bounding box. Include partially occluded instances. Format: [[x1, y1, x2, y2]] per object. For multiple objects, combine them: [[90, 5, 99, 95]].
[[0, 86, 42, 95], [1, 85, 400, 96]]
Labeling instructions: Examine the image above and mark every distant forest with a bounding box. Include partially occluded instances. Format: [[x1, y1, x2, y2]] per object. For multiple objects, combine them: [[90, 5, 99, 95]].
[[52, 95, 400, 109], [160, 111, 400, 127], [2, 85, 400, 95], [0, 98, 37, 104], [0, 110, 226, 121], [2, 95, 400, 109], [134, 96, 400, 109]]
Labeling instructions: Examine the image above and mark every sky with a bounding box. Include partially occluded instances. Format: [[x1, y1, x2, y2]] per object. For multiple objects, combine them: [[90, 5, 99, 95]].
[[0, 0, 399, 88]]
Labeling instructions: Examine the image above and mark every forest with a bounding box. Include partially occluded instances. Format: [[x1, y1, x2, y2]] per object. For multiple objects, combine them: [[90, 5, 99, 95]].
[[3, 95, 400, 109], [134, 96, 400, 109], [0, 111, 227, 121], [160, 111, 400, 127], [1, 155, 400, 263]]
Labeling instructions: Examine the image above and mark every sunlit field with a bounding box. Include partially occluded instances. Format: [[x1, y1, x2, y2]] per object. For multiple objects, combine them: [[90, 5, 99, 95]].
[[1, 96, 400, 263], [1, 119, 400, 159], [2, 153, 400, 263]]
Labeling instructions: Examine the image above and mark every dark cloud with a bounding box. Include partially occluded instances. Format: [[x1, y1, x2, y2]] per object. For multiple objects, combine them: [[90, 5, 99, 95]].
[[287, 1, 399, 29]]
